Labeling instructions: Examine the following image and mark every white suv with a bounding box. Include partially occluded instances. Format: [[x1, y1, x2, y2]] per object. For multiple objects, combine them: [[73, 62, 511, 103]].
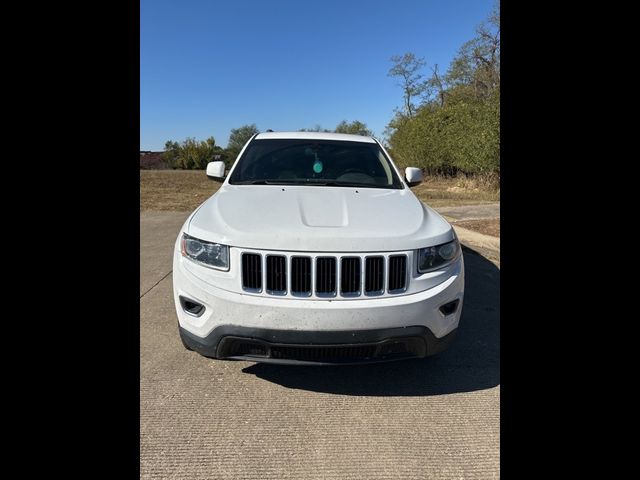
[[172, 131, 464, 365]]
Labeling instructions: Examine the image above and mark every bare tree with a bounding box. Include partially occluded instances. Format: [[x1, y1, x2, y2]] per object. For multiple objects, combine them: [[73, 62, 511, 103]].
[[473, 5, 500, 94], [445, 3, 500, 100], [388, 53, 426, 117], [428, 64, 447, 107]]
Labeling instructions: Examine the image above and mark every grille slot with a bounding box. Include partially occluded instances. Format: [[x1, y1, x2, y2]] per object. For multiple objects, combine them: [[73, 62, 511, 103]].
[[315, 257, 337, 296], [291, 257, 312, 296], [340, 257, 361, 296], [365, 256, 384, 294], [266, 255, 287, 294], [388, 255, 407, 292], [241, 253, 262, 291], [234, 342, 267, 357], [270, 345, 377, 362]]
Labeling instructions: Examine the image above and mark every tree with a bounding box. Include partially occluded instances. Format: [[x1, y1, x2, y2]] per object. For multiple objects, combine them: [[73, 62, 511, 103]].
[[387, 94, 499, 175], [388, 53, 427, 117], [425, 64, 447, 107], [298, 125, 331, 132], [446, 3, 499, 101], [385, 4, 500, 177], [334, 120, 373, 136], [161, 136, 220, 169], [162, 140, 180, 168], [227, 124, 259, 156]]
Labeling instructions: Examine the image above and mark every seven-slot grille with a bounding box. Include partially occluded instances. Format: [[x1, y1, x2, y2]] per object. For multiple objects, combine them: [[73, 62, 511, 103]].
[[241, 253, 408, 297]]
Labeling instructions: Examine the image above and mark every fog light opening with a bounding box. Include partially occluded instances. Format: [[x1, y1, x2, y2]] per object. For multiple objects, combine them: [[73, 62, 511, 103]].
[[179, 296, 205, 317], [439, 299, 460, 316]]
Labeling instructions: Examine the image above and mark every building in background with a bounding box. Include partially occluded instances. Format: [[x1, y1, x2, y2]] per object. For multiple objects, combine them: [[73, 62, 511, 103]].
[[140, 151, 168, 169]]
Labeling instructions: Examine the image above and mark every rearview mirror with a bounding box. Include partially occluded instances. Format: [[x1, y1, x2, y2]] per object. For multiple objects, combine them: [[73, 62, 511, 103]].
[[206, 161, 226, 181], [405, 167, 423, 187]]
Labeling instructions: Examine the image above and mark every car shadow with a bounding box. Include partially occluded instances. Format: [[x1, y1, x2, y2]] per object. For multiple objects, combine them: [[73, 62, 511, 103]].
[[241, 245, 500, 396]]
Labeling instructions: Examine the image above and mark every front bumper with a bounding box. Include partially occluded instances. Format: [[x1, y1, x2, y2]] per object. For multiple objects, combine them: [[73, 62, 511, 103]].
[[180, 324, 457, 365], [173, 245, 464, 364]]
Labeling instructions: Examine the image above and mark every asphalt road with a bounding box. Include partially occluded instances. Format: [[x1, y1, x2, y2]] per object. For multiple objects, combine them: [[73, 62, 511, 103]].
[[140, 211, 500, 479]]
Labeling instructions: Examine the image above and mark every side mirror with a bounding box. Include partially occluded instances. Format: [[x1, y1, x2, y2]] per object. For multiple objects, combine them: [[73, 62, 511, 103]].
[[206, 161, 226, 181], [405, 167, 423, 187]]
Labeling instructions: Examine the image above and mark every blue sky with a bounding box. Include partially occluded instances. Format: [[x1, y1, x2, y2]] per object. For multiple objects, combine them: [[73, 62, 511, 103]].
[[141, 0, 494, 150]]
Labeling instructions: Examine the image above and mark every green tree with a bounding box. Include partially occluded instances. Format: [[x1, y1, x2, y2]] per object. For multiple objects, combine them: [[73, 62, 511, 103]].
[[385, 4, 500, 177], [299, 125, 331, 132], [389, 91, 499, 175], [162, 140, 180, 168], [227, 124, 260, 157], [334, 120, 373, 136], [161, 136, 220, 169]]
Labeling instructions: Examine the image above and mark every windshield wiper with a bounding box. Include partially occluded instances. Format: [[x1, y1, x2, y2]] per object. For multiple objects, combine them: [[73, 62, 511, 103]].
[[232, 179, 393, 189], [232, 180, 299, 185], [315, 181, 390, 189]]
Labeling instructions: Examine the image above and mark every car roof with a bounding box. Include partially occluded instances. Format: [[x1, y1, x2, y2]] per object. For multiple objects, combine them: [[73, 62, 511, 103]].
[[253, 131, 377, 143]]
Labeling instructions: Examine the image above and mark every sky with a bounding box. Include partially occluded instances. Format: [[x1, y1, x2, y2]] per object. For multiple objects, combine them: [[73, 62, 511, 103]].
[[140, 0, 494, 150]]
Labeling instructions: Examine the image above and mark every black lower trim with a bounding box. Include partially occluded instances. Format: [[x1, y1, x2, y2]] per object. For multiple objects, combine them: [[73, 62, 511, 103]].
[[179, 325, 457, 365]]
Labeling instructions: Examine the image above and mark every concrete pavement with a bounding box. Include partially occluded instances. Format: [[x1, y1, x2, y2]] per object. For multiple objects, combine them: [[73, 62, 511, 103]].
[[140, 211, 500, 479]]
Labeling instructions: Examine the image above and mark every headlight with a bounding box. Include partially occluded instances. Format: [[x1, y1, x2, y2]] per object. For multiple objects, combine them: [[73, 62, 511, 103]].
[[181, 233, 229, 271], [417, 238, 460, 273]]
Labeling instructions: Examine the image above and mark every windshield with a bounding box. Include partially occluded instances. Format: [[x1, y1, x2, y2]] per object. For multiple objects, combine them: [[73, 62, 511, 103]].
[[228, 139, 404, 189]]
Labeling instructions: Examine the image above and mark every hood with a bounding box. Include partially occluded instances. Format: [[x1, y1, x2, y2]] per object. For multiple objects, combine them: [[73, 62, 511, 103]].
[[187, 185, 454, 252]]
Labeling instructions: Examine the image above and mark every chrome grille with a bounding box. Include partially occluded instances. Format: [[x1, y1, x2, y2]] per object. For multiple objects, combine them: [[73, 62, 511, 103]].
[[240, 251, 411, 297]]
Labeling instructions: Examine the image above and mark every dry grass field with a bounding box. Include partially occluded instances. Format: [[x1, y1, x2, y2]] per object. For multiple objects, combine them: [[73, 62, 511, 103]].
[[455, 218, 500, 237], [140, 170, 215, 211], [140, 170, 500, 211], [410, 173, 500, 207]]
